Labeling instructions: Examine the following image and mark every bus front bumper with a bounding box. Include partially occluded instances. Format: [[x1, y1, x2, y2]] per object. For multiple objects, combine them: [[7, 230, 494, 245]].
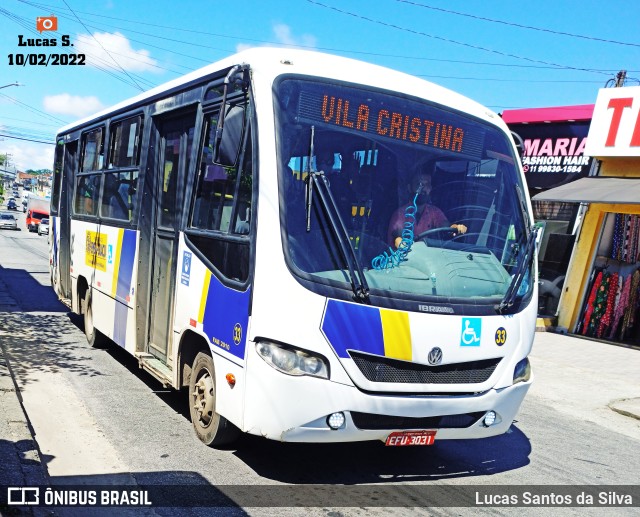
[[243, 345, 532, 443]]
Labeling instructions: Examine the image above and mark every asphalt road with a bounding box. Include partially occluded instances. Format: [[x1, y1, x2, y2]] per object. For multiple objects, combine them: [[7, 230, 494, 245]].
[[1, 204, 639, 516]]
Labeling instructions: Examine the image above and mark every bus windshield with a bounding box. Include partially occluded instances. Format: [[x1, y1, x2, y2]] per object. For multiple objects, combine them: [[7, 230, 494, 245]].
[[275, 78, 531, 305]]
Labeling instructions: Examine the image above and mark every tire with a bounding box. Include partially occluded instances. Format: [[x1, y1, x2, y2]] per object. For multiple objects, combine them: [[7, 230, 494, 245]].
[[189, 352, 239, 447], [82, 290, 106, 347]]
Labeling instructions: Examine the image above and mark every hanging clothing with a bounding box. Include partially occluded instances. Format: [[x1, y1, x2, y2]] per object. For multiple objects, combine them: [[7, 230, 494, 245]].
[[598, 272, 619, 338], [621, 269, 640, 340], [610, 273, 632, 340], [581, 271, 603, 336], [586, 271, 610, 337], [611, 214, 624, 261]]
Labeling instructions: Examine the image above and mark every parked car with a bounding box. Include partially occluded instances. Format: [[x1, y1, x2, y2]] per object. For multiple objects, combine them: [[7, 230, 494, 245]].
[[0, 212, 18, 230], [38, 218, 50, 236], [7, 199, 18, 211]]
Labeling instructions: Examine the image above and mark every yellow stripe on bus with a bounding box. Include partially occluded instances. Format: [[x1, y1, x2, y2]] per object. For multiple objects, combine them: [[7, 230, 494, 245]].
[[111, 229, 124, 298], [380, 309, 412, 361], [198, 270, 211, 323]]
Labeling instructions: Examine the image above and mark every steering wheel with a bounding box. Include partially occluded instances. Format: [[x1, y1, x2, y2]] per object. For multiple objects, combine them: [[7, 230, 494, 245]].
[[416, 226, 457, 241]]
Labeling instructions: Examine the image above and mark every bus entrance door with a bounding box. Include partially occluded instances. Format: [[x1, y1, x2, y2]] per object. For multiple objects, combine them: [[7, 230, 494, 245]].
[[148, 113, 196, 365]]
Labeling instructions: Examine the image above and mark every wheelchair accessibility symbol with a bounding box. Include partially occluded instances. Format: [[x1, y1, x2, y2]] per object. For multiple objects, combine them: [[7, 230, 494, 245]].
[[460, 318, 481, 346]]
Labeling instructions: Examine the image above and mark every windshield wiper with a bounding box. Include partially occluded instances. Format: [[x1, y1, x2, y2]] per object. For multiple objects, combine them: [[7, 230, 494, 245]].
[[303, 126, 369, 303], [495, 227, 538, 314], [307, 171, 370, 303]]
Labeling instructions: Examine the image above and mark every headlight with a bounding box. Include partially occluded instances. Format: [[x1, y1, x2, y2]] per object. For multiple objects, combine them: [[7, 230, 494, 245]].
[[513, 357, 531, 384], [256, 341, 329, 379]]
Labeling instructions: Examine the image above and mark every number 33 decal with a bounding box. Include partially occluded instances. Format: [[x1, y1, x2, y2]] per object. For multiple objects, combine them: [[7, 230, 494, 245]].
[[495, 327, 507, 346]]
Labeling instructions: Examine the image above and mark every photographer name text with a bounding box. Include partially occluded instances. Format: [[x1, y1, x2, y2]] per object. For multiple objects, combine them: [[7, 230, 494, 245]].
[[476, 490, 634, 506], [8, 34, 85, 66]]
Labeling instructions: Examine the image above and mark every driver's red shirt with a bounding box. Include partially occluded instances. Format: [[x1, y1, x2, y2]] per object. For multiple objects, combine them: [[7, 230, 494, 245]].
[[387, 203, 449, 246]]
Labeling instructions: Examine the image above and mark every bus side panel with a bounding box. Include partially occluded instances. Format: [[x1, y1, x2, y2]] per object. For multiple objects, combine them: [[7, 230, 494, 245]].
[[70, 219, 99, 310], [173, 234, 249, 428], [90, 226, 139, 353], [70, 220, 140, 354]]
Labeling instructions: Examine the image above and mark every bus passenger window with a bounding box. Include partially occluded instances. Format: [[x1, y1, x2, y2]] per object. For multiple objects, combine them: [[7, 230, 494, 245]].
[[108, 116, 142, 168], [100, 170, 138, 221], [191, 114, 241, 233], [80, 128, 104, 172], [187, 107, 253, 284], [232, 142, 252, 235], [74, 174, 101, 216]]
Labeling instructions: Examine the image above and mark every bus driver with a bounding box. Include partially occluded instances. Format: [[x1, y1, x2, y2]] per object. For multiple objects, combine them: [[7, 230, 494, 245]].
[[387, 169, 467, 248]]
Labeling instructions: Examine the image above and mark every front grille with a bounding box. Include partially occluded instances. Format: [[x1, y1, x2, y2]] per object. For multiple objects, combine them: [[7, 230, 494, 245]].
[[349, 351, 501, 384], [351, 411, 484, 430]]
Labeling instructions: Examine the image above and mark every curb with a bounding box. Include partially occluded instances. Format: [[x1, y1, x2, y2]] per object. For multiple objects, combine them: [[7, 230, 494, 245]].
[[0, 341, 50, 511], [609, 398, 640, 421]]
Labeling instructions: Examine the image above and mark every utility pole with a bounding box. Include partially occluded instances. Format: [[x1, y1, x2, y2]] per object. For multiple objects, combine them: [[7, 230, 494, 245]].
[[606, 70, 627, 88]]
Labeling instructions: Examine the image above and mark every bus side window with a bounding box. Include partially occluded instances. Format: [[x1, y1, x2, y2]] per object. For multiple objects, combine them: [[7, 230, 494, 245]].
[[80, 127, 104, 172], [74, 174, 101, 216], [100, 170, 138, 221], [232, 142, 252, 235], [188, 108, 253, 283]]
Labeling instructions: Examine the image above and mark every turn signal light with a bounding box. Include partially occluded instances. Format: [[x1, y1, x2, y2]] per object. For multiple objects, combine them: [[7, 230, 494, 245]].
[[225, 373, 236, 387]]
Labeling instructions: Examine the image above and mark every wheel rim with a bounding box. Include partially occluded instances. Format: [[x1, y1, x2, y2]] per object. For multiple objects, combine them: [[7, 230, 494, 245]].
[[192, 368, 214, 427]]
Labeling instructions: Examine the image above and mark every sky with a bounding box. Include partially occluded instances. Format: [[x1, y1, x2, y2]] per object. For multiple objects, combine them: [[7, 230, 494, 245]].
[[1, 0, 639, 171]]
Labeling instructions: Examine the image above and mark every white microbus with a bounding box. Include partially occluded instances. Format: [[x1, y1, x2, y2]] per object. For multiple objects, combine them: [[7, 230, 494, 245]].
[[50, 48, 536, 447]]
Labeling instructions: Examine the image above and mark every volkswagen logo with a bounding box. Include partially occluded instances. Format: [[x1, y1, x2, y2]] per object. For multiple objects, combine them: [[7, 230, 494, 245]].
[[427, 347, 443, 365]]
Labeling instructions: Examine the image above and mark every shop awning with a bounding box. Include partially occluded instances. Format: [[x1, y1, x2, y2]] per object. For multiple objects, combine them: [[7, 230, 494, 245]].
[[532, 177, 640, 204]]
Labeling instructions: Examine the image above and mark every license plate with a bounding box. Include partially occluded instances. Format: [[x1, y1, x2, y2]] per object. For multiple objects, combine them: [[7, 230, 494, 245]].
[[385, 430, 437, 446]]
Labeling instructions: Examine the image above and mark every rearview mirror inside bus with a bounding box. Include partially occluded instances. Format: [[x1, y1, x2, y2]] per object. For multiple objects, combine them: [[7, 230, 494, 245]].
[[214, 103, 245, 167]]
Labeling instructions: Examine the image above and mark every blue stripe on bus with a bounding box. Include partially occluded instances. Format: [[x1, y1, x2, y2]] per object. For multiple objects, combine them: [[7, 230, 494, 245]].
[[113, 230, 137, 347], [202, 276, 251, 361], [321, 299, 384, 358]]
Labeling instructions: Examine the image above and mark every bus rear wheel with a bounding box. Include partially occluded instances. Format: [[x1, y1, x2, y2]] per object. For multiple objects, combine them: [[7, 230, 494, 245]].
[[189, 352, 239, 447], [82, 290, 106, 347]]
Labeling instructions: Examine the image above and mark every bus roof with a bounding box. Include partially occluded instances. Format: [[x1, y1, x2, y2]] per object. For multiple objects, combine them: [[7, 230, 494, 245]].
[[57, 47, 504, 135]]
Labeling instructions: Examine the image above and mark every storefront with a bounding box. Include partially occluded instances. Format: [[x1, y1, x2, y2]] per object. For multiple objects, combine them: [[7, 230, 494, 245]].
[[502, 105, 595, 318], [533, 86, 640, 348]]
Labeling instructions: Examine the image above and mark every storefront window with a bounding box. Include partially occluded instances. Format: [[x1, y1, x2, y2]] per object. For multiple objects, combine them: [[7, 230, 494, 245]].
[[576, 212, 640, 344]]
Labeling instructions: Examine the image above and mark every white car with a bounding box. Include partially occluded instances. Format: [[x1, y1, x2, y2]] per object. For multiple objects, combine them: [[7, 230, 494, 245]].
[[0, 212, 18, 230], [38, 218, 49, 235]]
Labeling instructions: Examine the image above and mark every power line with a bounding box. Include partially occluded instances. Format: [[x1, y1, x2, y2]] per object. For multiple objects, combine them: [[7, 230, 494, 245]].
[[60, 0, 144, 92], [417, 74, 604, 83], [306, 0, 613, 76], [0, 134, 54, 145], [0, 116, 61, 128], [0, 93, 70, 125], [18, 0, 632, 74], [396, 0, 640, 49]]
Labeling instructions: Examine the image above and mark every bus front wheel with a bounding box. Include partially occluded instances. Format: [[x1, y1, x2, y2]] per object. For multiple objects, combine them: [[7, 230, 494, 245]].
[[189, 352, 239, 447]]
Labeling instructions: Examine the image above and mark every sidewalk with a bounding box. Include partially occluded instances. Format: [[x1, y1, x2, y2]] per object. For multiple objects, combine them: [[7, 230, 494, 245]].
[[0, 275, 50, 514], [528, 331, 640, 428]]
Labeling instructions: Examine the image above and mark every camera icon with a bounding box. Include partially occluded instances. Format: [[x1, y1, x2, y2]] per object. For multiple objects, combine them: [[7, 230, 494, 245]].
[[36, 15, 58, 33], [7, 487, 40, 505]]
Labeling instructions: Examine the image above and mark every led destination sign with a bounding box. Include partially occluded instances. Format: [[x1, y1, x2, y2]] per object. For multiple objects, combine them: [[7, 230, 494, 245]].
[[292, 80, 485, 158], [321, 95, 464, 152]]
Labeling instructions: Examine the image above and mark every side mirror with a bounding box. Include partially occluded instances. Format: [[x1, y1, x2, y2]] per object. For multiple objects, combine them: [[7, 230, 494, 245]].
[[213, 103, 245, 167]]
